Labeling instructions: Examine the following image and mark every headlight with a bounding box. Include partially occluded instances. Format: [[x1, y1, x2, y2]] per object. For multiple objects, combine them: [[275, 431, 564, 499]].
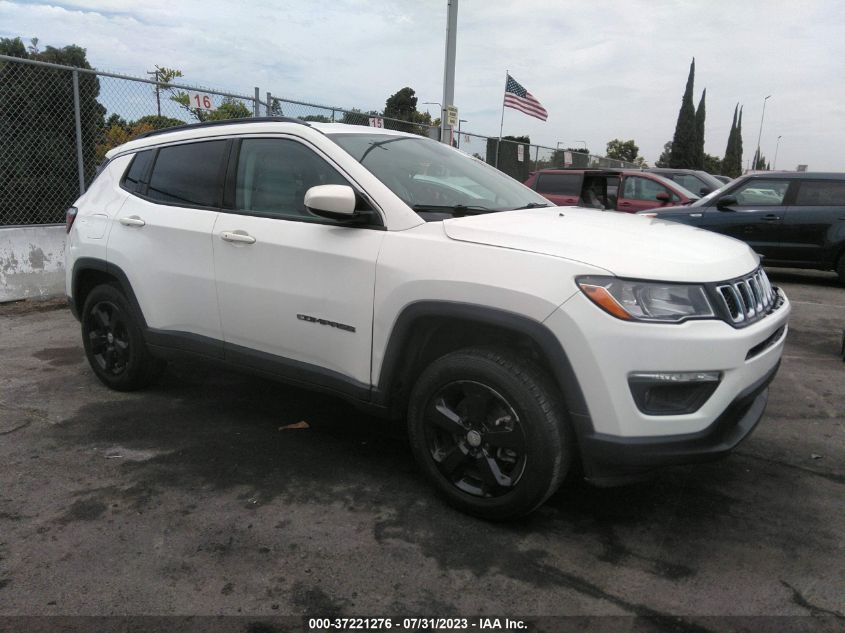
[[576, 276, 715, 323]]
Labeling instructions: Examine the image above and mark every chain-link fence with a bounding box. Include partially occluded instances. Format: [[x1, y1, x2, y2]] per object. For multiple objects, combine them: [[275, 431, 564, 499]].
[[0, 54, 637, 226]]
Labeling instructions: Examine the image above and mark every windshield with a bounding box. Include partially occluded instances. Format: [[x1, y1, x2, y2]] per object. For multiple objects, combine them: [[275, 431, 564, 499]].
[[327, 133, 550, 216]]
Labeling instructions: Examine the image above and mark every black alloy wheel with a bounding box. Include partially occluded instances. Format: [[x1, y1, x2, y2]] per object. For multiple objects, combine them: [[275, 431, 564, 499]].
[[80, 284, 165, 391], [86, 301, 131, 376], [425, 380, 527, 498], [407, 347, 572, 520]]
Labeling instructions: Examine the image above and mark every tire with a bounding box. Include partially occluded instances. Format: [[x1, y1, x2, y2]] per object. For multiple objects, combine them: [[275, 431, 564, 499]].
[[407, 347, 573, 520], [80, 284, 165, 391]]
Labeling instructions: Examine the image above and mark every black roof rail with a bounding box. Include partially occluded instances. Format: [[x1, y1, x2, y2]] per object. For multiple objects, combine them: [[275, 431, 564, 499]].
[[137, 116, 310, 139]]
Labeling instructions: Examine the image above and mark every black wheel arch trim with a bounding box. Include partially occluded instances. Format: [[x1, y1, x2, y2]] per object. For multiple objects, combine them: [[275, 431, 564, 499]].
[[373, 301, 593, 426]]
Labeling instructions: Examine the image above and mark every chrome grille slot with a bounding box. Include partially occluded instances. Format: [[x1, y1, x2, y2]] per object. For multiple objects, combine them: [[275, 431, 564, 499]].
[[714, 268, 779, 327], [736, 282, 755, 318]]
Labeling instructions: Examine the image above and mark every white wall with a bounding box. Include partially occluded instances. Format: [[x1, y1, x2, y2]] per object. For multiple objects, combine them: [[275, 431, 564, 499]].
[[0, 225, 66, 303]]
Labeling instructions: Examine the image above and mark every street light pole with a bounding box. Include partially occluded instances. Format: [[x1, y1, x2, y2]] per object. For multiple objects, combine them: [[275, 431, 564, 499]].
[[440, 0, 458, 145], [773, 135, 782, 170], [755, 95, 771, 170]]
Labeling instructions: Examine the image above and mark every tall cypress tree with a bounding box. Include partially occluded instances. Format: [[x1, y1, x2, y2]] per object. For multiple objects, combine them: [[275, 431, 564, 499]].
[[669, 58, 697, 168], [723, 104, 738, 177], [694, 88, 706, 170]]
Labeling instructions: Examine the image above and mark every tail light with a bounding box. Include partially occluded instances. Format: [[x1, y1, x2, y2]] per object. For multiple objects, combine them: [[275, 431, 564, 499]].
[[65, 206, 78, 233]]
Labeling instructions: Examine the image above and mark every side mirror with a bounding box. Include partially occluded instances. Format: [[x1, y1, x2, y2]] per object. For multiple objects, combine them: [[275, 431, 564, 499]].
[[655, 191, 671, 202], [716, 195, 738, 210], [304, 185, 359, 220]]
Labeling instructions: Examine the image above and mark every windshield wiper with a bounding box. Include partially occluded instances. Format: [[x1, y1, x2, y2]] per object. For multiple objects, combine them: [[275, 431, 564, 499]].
[[412, 204, 496, 217], [510, 202, 552, 210]]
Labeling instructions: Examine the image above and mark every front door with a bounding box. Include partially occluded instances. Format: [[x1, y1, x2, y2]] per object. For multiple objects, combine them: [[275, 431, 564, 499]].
[[212, 137, 385, 396], [700, 178, 791, 260]]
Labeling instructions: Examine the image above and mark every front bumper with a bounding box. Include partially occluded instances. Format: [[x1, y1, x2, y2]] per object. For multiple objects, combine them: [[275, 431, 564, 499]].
[[545, 285, 790, 484], [578, 360, 778, 484]]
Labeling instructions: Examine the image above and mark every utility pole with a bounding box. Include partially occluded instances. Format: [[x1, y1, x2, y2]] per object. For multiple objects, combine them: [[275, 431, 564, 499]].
[[440, 0, 458, 145], [146, 69, 161, 117]]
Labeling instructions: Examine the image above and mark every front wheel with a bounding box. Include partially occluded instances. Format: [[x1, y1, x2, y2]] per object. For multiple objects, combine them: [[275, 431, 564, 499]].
[[81, 284, 165, 391], [407, 348, 572, 520]]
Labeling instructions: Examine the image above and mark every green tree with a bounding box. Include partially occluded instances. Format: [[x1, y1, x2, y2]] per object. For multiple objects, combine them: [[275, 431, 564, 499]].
[[384, 86, 418, 121], [702, 153, 722, 174], [694, 88, 706, 169], [0, 37, 105, 224], [655, 141, 672, 168], [753, 151, 767, 170], [669, 58, 697, 168], [722, 105, 738, 177], [606, 138, 641, 163], [299, 114, 332, 123]]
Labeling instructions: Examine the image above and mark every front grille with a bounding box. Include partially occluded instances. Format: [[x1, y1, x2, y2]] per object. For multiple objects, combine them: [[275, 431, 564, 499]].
[[714, 268, 779, 327]]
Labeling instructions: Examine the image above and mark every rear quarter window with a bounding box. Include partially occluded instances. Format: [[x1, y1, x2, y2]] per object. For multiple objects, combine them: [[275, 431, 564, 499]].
[[794, 180, 845, 206], [536, 173, 581, 196], [122, 150, 155, 194]]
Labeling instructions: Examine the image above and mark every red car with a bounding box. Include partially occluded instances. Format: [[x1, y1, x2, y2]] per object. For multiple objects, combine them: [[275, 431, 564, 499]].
[[523, 169, 699, 213]]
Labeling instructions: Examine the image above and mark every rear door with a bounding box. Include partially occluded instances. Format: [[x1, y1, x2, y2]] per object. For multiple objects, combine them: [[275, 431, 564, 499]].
[[699, 178, 791, 260], [533, 172, 582, 206], [107, 140, 227, 352], [779, 179, 845, 267]]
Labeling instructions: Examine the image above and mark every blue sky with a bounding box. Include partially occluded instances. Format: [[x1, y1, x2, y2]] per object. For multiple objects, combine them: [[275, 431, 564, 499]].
[[2, 0, 844, 170]]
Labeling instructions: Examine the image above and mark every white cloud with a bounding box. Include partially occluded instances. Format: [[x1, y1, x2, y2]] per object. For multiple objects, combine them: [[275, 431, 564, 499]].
[[2, 0, 843, 169]]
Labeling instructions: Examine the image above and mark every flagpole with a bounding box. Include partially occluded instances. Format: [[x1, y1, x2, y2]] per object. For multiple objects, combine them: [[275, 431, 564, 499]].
[[495, 70, 508, 168]]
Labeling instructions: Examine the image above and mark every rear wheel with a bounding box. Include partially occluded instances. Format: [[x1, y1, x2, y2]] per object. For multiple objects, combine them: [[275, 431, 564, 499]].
[[407, 347, 572, 520], [81, 284, 165, 391]]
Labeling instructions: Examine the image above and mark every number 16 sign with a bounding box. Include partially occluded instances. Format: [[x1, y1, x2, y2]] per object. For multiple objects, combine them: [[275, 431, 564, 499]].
[[185, 90, 215, 111]]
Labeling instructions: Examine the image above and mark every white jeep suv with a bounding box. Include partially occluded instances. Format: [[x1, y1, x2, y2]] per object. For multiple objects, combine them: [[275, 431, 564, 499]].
[[65, 118, 790, 519]]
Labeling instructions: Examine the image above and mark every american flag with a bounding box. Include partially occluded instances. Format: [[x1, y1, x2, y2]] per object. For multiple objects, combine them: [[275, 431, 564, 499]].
[[503, 74, 548, 121]]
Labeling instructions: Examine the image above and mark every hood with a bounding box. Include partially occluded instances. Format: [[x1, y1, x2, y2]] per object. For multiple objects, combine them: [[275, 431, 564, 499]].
[[442, 207, 759, 283]]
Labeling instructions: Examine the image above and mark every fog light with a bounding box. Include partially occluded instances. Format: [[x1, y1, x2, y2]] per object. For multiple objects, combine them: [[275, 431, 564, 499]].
[[628, 371, 721, 415]]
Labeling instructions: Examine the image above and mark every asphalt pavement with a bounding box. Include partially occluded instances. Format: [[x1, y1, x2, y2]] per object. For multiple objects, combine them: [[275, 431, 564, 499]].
[[0, 269, 843, 632]]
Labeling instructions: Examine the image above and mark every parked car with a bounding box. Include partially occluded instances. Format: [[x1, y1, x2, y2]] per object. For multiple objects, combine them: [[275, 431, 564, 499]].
[[713, 175, 733, 185], [638, 172, 845, 283], [66, 118, 790, 519], [644, 168, 725, 196], [523, 169, 699, 212]]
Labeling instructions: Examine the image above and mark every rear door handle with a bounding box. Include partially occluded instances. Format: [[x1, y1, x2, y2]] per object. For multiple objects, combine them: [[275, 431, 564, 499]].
[[220, 230, 256, 245], [619, 201, 632, 206], [762, 214, 781, 222], [119, 215, 145, 227]]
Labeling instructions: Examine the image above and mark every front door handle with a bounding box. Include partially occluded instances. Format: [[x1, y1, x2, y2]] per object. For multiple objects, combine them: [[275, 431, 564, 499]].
[[220, 230, 256, 245], [619, 201, 632, 206], [761, 214, 781, 222], [119, 215, 145, 227]]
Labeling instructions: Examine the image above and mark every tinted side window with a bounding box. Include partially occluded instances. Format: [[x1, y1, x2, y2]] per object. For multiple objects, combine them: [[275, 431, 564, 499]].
[[122, 150, 154, 194], [536, 173, 580, 196], [794, 180, 845, 206], [147, 140, 228, 207], [235, 138, 348, 221]]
